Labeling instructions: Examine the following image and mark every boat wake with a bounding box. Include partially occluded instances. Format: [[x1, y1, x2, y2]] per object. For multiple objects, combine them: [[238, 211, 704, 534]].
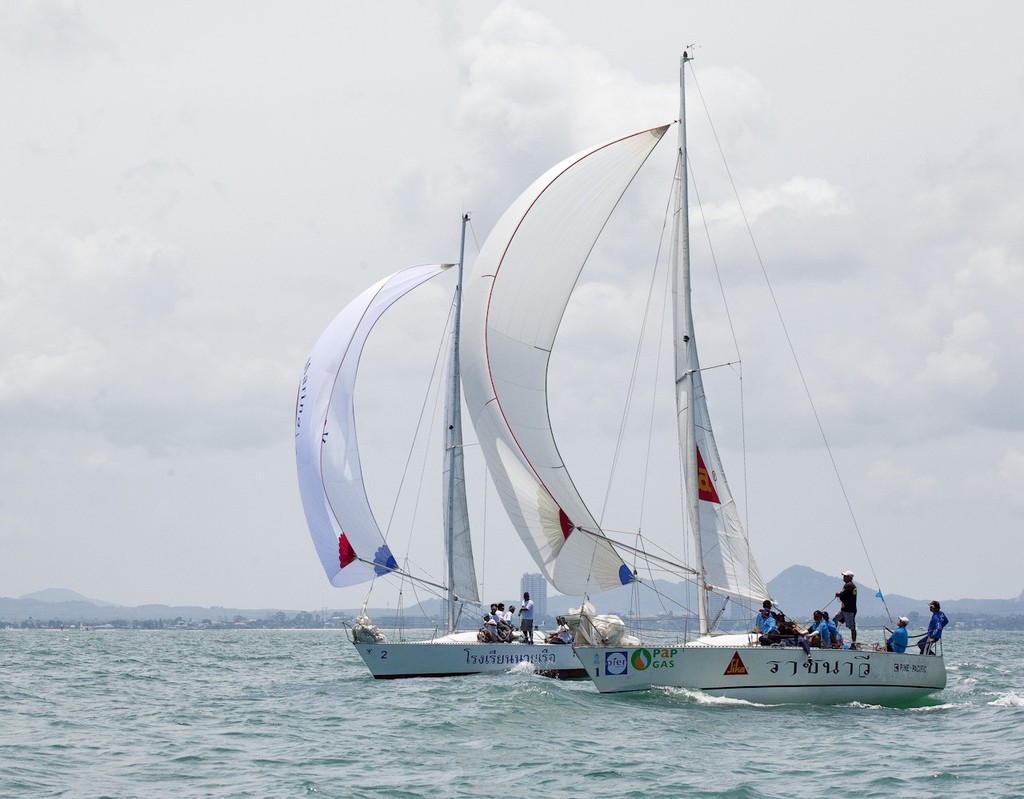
[[989, 691, 1024, 707], [508, 660, 538, 676], [660, 686, 770, 708]]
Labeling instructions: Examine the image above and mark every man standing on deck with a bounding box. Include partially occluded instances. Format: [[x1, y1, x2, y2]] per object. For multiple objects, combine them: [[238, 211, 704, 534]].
[[918, 601, 949, 654], [833, 571, 858, 646], [519, 592, 535, 644]]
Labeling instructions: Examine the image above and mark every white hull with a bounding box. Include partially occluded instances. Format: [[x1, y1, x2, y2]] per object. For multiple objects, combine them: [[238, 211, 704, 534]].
[[576, 639, 946, 705], [354, 632, 585, 679]]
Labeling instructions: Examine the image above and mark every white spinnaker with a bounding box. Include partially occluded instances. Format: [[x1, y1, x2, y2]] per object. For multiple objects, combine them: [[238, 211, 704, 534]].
[[461, 126, 669, 595], [295, 263, 450, 587]]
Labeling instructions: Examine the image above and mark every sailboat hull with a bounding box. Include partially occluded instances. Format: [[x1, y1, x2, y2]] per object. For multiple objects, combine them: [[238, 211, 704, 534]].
[[576, 643, 946, 705], [354, 638, 586, 679]]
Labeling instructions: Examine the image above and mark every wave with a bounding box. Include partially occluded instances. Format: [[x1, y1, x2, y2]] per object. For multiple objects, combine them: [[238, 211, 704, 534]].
[[988, 692, 1024, 707]]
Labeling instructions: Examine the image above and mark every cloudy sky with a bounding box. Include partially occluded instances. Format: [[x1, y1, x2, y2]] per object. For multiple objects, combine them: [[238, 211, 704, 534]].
[[3, 1, 1022, 613]]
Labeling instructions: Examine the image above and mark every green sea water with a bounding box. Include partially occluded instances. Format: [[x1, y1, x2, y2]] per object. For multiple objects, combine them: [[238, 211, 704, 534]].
[[2, 628, 1022, 798]]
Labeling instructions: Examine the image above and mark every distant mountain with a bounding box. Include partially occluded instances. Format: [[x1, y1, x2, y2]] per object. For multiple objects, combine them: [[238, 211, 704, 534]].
[[767, 565, 897, 620], [20, 588, 119, 607], [767, 565, 1024, 621], [0, 595, 307, 624]]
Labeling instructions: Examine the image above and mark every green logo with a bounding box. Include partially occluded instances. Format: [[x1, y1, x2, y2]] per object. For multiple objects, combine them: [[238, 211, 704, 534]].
[[630, 649, 652, 670]]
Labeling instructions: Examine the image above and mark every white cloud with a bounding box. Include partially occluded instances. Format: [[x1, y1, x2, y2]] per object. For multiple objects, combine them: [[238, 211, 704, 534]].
[[701, 175, 852, 231], [905, 247, 1024, 426], [863, 458, 937, 510], [0, 0, 112, 64], [918, 311, 996, 393], [0, 220, 291, 454], [994, 449, 1024, 508]]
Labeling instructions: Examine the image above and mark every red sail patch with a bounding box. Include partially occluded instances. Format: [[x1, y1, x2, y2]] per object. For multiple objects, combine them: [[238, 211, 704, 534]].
[[696, 446, 721, 504], [724, 651, 748, 676], [338, 532, 356, 569], [559, 508, 574, 540]]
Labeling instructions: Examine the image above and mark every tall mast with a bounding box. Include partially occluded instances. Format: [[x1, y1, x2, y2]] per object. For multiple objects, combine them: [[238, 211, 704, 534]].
[[445, 213, 470, 633], [673, 52, 709, 635]]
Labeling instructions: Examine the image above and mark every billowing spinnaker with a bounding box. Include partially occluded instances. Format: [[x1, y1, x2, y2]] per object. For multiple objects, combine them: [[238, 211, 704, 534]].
[[461, 126, 669, 595], [295, 264, 449, 587]]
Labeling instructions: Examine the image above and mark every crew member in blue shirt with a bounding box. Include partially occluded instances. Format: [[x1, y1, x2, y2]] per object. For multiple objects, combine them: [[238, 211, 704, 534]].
[[822, 611, 842, 648], [918, 601, 948, 654], [886, 616, 909, 653], [752, 600, 777, 642], [805, 610, 831, 648]]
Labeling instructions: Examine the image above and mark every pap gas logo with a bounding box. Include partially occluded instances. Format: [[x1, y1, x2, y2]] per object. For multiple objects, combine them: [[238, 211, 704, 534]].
[[631, 648, 677, 669], [604, 651, 629, 676], [630, 649, 653, 670]]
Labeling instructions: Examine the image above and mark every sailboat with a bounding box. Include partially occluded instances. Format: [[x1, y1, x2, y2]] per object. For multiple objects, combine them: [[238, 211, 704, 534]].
[[294, 215, 586, 679], [459, 55, 946, 704]]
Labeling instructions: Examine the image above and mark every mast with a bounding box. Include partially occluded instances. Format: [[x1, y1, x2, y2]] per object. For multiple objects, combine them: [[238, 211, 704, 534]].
[[445, 213, 470, 633], [673, 52, 709, 635]]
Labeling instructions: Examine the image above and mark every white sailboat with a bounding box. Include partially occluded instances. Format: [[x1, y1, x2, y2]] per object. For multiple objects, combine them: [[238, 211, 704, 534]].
[[294, 215, 585, 679], [460, 54, 946, 704]]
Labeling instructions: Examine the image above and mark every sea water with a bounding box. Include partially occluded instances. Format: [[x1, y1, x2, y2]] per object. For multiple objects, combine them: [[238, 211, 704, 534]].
[[2, 628, 1022, 798]]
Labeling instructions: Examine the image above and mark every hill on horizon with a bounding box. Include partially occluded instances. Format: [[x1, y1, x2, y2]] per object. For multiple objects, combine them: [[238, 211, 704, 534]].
[[20, 588, 119, 607]]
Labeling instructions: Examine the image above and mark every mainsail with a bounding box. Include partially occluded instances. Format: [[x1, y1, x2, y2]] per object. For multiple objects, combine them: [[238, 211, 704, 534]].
[[460, 127, 669, 595], [671, 56, 767, 618], [442, 263, 480, 606], [294, 263, 450, 587]]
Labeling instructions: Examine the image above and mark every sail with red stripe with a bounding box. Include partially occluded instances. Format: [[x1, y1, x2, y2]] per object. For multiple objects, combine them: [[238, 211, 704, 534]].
[[460, 127, 670, 594]]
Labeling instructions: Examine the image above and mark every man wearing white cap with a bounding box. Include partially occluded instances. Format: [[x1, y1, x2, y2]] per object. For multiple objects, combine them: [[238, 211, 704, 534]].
[[833, 571, 858, 646], [886, 616, 909, 653]]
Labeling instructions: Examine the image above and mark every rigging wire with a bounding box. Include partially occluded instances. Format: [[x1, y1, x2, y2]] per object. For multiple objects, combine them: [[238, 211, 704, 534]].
[[688, 62, 890, 621]]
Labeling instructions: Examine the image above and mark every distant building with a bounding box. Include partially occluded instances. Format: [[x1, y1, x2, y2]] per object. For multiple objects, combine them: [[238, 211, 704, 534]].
[[520, 573, 548, 619]]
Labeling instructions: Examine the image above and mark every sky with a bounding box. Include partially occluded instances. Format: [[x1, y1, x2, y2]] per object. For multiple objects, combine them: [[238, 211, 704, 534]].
[[2, 1, 1022, 612]]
